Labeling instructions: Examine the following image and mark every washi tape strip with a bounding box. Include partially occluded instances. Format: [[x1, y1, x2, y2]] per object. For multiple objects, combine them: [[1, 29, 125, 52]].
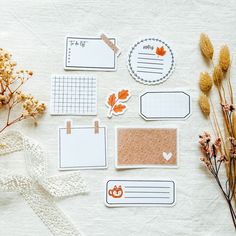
[[101, 33, 120, 55]]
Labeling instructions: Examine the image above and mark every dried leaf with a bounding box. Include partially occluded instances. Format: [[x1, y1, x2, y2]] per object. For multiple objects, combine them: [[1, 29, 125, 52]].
[[156, 46, 166, 56], [113, 104, 126, 113], [107, 93, 116, 107], [118, 90, 129, 100]]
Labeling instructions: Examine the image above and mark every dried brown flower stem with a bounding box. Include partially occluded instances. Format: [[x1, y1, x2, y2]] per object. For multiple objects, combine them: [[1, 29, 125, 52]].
[[199, 133, 236, 229]]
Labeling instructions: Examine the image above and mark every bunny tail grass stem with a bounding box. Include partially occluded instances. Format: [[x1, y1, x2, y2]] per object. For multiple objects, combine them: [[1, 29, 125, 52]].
[[209, 97, 228, 157]]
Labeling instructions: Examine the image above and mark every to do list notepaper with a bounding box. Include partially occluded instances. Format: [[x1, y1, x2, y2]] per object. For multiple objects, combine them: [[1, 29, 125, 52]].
[[65, 36, 117, 71]]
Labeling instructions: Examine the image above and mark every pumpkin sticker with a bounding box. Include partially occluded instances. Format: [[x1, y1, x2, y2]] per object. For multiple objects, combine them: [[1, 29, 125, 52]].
[[106, 89, 130, 118]]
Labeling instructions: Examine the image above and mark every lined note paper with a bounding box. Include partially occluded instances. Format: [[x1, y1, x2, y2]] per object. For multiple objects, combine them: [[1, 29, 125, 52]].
[[127, 38, 175, 85], [105, 180, 176, 207]]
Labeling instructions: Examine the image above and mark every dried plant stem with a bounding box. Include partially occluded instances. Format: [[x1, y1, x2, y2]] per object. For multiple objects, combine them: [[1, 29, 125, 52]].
[[0, 115, 24, 133], [209, 97, 227, 156], [215, 175, 236, 229]]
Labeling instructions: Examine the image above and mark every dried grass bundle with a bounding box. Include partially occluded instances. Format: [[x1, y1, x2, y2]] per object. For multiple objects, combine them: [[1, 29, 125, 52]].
[[198, 33, 236, 229]]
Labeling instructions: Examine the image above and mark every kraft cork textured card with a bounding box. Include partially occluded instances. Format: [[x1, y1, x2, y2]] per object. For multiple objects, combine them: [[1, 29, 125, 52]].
[[116, 127, 178, 168]]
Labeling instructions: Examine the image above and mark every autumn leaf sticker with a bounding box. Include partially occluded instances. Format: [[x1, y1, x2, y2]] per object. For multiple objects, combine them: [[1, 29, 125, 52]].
[[106, 89, 130, 118], [156, 46, 166, 56]]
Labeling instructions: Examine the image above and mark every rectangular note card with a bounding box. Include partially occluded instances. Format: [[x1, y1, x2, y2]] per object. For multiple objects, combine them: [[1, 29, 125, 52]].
[[116, 127, 178, 168], [58, 125, 107, 170], [65, 36, 117, 71], [105, 179, 176, 207], [139, 91, 191, 120], [50, 75, 97, 116]]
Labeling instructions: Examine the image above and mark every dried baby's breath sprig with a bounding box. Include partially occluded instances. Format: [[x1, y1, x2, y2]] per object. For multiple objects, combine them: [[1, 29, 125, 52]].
[[219, 45, 230, 72], [199, 72, 212, 93], [213, 65, 224, 87], [199, 93, 210, 117], [0, 48, 46, 133], [199, 33, 214, 60]]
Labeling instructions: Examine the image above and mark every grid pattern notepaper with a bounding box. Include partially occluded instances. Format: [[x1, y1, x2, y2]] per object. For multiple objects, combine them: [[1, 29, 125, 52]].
[[50, 75, 97, 115]]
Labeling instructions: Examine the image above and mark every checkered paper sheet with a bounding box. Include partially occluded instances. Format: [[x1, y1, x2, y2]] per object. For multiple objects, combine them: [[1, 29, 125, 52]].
[[50, 75, 97, 115]]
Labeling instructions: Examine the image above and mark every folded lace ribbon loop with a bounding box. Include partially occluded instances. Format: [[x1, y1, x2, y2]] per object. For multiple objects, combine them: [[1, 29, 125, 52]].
[[0, 131, 88, 236]]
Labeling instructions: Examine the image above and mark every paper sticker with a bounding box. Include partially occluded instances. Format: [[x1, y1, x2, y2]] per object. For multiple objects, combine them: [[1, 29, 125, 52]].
[[127, 38, 175, 85], [106, 89, 130, 118], [65, 36, 117, 71], [58, 122, 107, 170], [50, 75, 97, 116], [139, 91, 191, 120], [105, 180, 176, 207], [116, 127, 178, 168]]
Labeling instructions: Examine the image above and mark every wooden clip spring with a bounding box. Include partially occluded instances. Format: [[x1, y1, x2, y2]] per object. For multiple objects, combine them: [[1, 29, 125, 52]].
[[94, 120, 99, 134], [66, 120, 71, 134]]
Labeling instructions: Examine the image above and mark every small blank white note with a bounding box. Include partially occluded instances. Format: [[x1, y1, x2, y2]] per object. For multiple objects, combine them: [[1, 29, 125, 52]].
[[139, 91, 191, 120], [65, 36, 117, 71], [59, 126, 107, 170], [105, 180, 176, 207]]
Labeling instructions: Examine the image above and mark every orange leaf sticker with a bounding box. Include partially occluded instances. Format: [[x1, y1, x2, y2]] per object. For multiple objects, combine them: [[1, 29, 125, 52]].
[[107, 93, 116, 107], [118, 89, 129, 100], [106, 89, 130, 118], [113, 104, 126, 113], [156, 46, 166, 56]]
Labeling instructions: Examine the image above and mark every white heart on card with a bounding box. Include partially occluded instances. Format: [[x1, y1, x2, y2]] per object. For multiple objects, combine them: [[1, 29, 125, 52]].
[[162, 152, 172, 161]]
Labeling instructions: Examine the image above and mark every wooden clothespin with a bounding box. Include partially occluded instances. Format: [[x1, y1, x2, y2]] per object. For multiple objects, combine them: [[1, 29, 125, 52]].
[[100, 33, 120, 56], [94, 120, 99, 134], [66, 120, 71, 134]]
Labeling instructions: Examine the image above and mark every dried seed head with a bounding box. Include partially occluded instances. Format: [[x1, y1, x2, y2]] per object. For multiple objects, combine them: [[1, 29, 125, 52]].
[[213, 65, 223, 87], [199, 72, 212, 93], [199, 33, 214, 60], [219, 45, 230, 71], [199, 93, 210, 116]]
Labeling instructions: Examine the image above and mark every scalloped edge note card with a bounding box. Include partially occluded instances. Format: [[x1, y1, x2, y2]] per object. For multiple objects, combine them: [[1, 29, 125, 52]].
[[127, 38, 175, 85]]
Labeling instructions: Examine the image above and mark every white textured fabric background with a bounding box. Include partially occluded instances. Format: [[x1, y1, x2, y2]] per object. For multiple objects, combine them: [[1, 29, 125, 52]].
[[0, 0, 236, 235]]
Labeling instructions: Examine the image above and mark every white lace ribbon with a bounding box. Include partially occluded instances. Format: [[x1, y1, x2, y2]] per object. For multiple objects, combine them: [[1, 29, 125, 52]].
[[0, 131, 88, 236]]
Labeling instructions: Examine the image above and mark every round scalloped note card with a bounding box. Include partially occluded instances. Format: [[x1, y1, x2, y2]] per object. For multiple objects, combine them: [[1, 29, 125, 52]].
[[127, 38, 175, 85]]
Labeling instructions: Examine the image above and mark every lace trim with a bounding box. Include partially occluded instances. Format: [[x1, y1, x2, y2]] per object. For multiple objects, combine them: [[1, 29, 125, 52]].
[[0, 131, 88, 236]]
